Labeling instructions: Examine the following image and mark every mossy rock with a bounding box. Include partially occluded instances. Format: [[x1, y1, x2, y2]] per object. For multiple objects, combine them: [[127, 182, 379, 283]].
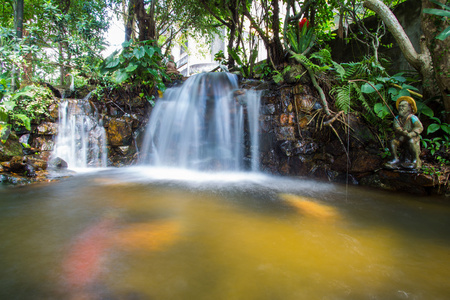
[[0, 133, 23, 162]]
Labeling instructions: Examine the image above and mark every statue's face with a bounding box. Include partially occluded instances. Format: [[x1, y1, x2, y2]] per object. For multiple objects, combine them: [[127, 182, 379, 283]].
[[398, 101, 412, 117]]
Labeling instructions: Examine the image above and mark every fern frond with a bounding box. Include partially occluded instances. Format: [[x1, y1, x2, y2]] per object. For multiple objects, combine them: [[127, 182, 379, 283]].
[[291, 53, 321, 72], [331, 84, 351, 113]]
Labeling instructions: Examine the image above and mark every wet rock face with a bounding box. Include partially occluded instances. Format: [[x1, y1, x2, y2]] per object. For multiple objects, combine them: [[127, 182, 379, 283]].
[[256, 82, 446, 195], [106, 118, 133, 147], [0, 133, 23, 162]]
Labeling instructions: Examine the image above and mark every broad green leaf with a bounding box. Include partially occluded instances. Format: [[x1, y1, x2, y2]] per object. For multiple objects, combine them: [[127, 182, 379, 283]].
[[125, 63, 139, 72], [122, 40, 132, 48], [0, 123, 11, 143], [147, 68, 159, 77], [401, 84, 419, 91], [441, 124, 450, 135], [423, 8, 450, 18], [106, 57, 120, 69], [361, 83, 383, 94], [134, 47, 146, 59], [2, 100, 16, 111], [115, 69, 129, 83], [429, 0, 450, 10], [427, 123, 440, 134], [374, 103, 390, 119], [436, 26, 450, 41], [14, 114, 31, 131], [416, 102, 434, 117], [388, 87, 399, 97], [391, 75, 406, 83], [144, 47, 156, 58], [395, 89, 410, 98]]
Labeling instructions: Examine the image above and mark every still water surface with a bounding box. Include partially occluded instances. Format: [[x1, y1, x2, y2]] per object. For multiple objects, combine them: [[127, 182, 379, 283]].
[[1, 167, 449, 299]]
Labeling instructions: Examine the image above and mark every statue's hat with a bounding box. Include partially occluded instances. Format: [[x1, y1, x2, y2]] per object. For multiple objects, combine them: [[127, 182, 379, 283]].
[[396, 96, 417, 114]]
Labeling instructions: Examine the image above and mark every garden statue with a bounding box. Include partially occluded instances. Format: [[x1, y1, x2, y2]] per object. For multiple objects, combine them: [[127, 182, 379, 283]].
[[166, 55, 180, 75], [385, 96, 423, 170]]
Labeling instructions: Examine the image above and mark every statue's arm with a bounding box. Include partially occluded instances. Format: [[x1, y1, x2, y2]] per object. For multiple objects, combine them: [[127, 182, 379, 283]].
[[407, 116, 423, 138]]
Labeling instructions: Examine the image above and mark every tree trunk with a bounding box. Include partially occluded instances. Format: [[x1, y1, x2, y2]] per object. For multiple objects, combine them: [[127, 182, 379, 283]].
[[12, 0, 24, 90], [421, 0, 450, 122], [270, 0, 285, 66], [125, 0, 136, 41], [135, 0, 156, 42]]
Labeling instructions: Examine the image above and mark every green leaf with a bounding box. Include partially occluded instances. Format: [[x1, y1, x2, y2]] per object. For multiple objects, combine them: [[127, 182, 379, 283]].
[[15, 114, 31, 131], [423, 8, 450, 18], [416, 102, 434, 117], [147, 68, 159, 77], [3, 100, 16, 111], [429, 0, 450, 10], [125, 63, 139, 72], [122, 40, 132, 48], [144, 47, 156, 58], [361, 83, 383, 94], [441, 124, 450, 135], [106, 57, 120, 69], [115, 69, 129, 83], [374, 103, 390, 119], [396, 89, 411, 98], [388, 87, 398, 97], [436, 26, 450, 41], [0, 124, 11, 143], [134, 47, 146, 59], [427, 123, 441, 134], [391, 75, 406, 83], [401, 84, 419, 91]]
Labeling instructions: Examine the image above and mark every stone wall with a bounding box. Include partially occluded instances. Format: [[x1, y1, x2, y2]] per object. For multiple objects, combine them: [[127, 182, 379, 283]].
[[243, 79, 443, 196]]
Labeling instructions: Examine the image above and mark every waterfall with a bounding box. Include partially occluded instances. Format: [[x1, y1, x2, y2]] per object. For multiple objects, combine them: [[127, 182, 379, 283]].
[[51, 94, 108, 169], [141, 73, 261, 172]]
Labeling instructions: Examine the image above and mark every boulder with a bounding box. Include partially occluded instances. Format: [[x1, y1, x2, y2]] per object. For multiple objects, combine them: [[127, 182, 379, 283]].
[[0, 133, 23, 162]]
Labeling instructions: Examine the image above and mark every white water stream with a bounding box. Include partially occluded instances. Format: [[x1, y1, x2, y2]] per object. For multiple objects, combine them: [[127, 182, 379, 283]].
[[141, 73, 261, 171], [51, 94, 107, 170]]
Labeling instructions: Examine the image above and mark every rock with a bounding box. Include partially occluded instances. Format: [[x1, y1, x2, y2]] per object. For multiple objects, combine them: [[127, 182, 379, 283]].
[[276, 126, 296, 141], [351, 151, 383, 173], [107, 118, 132, 146], [24, 164, 36, 177], [284, 64, 307, 84], [26, 157, 48, 171], [37, 122, 58, 135], [0, 133, 23, 161], [48, 157, 68, 169], [32, 136, 55, 152], [48, 103, 59, 120], [9, 156, 26, 173]]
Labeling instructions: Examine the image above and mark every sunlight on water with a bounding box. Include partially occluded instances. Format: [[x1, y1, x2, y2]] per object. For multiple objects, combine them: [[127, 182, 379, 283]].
[[0, 170, 450, 299]]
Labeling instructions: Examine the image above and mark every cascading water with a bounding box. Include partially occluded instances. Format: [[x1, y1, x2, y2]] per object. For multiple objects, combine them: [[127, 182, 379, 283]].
[[51, 94, 108, 169], [141, 72, 261, 171]]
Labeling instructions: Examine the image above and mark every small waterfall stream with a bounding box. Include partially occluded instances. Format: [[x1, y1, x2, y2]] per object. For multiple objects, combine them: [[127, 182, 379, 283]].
[[141, 73, 261, 171], [51, 94, 107, 169]]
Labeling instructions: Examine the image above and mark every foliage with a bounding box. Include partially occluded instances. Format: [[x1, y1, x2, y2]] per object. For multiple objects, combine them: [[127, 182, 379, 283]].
[[286, 19, 315, 55], [228, 45, 258, 78], [99, 40, 167, 104], [423, 0, 450, 41], [0, 84, 53, 140]]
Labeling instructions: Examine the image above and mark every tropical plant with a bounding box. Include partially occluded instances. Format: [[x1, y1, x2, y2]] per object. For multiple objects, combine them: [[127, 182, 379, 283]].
[[99, 40, 168, 105], [0, 84, 54, 143], [423, 0, 450, 41]]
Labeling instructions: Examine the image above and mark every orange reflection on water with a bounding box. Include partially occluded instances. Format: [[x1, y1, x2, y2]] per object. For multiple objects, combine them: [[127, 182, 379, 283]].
[[113, 220, 181, 252]]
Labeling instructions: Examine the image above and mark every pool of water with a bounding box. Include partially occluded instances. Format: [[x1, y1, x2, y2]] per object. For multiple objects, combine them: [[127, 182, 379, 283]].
[[1, 167, 449, 299]]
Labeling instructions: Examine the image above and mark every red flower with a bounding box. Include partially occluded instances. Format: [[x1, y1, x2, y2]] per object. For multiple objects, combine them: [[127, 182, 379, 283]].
[[299, 18, 309, 30]]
